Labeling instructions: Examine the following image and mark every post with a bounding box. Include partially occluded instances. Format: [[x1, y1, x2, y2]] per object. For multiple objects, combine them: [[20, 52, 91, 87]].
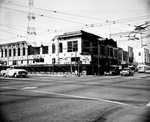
[[109, 21, 112, 39], [98, 38, 104, 75], [71, 54, 73, 74], [78, 59, 80, 77], [98, 40, 100, 75]]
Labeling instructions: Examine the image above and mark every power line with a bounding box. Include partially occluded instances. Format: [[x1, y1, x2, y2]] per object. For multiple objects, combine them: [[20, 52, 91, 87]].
[[0, 6, 85, 25], [1, 2, 150, 38], [2, 2, 150, 26], [0, 25, 26, 32], [0, 28, 20, 35], [0, 2, 107, 22]]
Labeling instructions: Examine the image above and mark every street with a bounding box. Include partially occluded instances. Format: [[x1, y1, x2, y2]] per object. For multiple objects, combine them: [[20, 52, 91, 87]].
[[0, 73, 150, 122]]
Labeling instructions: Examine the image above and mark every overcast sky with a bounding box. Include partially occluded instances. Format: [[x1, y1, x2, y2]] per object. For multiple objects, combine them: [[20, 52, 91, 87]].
[[0, 0, 150, 44]]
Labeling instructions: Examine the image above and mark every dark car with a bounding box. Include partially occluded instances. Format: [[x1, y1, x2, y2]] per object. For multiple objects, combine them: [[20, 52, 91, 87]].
[[104, 69, 120, 75], [120, 68, 134, 76]]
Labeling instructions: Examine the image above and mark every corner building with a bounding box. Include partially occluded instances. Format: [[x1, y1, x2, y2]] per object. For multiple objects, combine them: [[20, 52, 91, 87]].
[[0, 30, 118, 75]]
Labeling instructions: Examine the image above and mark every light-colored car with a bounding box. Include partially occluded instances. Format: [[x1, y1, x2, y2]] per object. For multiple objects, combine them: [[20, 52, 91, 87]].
[[120, 68, 134, 76], [1, 68, 28, 78], [145, 69, 150, 74]]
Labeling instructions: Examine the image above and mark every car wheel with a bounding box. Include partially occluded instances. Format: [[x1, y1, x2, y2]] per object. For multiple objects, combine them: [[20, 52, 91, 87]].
[[14, 74, 17, 78], [3, 73, 7, 77]]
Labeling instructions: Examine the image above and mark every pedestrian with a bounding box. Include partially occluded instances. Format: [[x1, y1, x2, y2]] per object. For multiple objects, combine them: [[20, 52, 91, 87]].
[[75, 70, 78, 76]]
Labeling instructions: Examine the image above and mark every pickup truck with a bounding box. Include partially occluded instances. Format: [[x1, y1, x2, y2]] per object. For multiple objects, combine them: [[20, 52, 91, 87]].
[[1, 68, 28, 78]]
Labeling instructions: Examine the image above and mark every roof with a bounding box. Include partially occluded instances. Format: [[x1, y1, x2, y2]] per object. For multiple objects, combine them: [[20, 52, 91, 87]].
[[57, 30, 102, 39], [0, 40, 27, 47]]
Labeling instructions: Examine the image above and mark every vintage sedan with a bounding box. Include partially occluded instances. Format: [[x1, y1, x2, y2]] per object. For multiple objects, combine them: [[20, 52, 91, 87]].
[[120, 68, 134, 76], [1, 68, 28, 78], [104, 69, 120, 76]]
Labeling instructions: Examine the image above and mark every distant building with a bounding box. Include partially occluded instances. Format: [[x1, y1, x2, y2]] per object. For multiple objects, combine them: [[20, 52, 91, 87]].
[[133, 48, 150, 65]]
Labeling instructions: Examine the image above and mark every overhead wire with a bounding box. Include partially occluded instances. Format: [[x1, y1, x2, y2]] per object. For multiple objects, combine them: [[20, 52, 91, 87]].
[[0, 2, 150, 38], [0, 28, 20, 35], [1, 2, 150, 24], [2, 1, 150, 28], [0, 6, 124, 35], [1, 2, 149, 27], [0, 6, 85, 25]]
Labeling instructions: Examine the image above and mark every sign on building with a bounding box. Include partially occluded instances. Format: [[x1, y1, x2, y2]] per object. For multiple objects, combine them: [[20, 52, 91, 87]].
[[80, 55, 91, 64]]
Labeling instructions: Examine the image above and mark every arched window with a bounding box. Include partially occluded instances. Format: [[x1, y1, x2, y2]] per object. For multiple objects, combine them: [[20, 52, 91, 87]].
[[5, 49, 7, 57], [9, 49, 11, 57], [13, 48, 16, 56], [52, 43, 55, 53], [1, 49, 3, 57], [59, 43, 63, 53], [23, 47, 26, 56], [18, 48, 20, 56]]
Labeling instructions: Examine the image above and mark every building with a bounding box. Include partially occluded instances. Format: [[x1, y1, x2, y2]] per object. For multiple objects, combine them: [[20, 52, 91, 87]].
[[0, 41, 28, 66], [55, 30, 118, 75], [133, 48, 150, 65], [0, 30, 119, 75]]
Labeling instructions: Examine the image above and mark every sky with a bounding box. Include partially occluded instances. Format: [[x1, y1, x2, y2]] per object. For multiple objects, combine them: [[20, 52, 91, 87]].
[[0, 0, 150, 47]]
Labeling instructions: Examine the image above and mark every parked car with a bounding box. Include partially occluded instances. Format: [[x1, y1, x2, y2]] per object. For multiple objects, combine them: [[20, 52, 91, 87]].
[[104, 65, 120, 76], [120, 68, 134, 76], [137, 65, 150, 73], [145, 69, 150, 74], [1, 67, 28, 78]]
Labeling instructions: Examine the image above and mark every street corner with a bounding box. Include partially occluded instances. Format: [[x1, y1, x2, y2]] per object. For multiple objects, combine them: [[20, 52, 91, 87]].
[[108, 106, 150, 122]]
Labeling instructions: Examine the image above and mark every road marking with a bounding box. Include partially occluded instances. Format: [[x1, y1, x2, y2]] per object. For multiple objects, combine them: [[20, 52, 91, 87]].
[[146, 101, 150, 106], [21, 87, 37, 90], [1, 86, 138, 108]]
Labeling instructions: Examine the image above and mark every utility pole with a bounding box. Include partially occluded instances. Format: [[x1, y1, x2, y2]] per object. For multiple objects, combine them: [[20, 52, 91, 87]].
[[27, 0, 36, 43], [26, 0, 36, 65], [97, 38, 104, 75], [98, 40, 100, 75]]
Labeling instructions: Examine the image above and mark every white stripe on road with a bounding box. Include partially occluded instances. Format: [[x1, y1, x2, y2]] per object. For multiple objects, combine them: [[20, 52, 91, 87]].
[[1, 86, 138, 108], [146, 102, 150, 106]]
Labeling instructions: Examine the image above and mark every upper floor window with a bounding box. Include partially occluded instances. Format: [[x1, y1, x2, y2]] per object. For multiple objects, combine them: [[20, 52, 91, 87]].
[[52, 43, 55, 53], [1, 49, 3, 58], [100, 45, 105, 55], [83, 41, 90, 53], [106, 47, 110, 56], [23, 47, 26, 56], [13, 48, 16, 56], [5, 49, 7, 57], [28, 46, 40, 55], [67, 41, 78, 52], [59, 43, 63, 53], [18, 48, 20, 56], [114, 49, 117, 58], [9, 49, 11, 57], [42, 46, 48, 54], [110, 48, 113, 57]]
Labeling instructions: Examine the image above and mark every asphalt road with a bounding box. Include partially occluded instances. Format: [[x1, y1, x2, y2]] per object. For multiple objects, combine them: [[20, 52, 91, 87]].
[[0, 73, 150, 122]]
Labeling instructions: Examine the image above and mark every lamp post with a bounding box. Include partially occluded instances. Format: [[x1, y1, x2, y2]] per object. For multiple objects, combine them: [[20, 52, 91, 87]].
[[71, 53, 73, 74], [72, 43, 78, 76]]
